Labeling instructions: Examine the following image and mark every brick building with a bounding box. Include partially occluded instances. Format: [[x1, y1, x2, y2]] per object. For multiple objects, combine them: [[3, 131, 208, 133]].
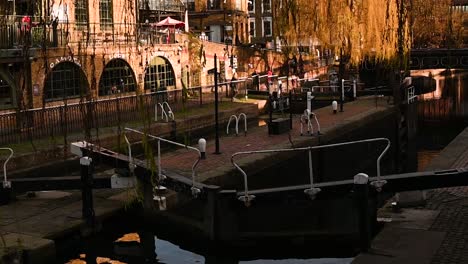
[[187, 0, 249, 45], [0, 0, 197, 111]]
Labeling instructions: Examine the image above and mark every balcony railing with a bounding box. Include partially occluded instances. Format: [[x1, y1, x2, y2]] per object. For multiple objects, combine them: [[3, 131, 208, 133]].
[[1, 18, 181, 49]]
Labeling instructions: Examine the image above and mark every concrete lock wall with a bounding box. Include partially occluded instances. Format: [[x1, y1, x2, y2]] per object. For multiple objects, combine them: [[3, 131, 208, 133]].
[[213, 108, 400, 240]]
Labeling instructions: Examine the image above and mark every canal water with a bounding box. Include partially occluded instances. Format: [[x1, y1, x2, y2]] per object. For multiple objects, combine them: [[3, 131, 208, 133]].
[[59, 210, 356, 263], [413, 68, 468, 171]]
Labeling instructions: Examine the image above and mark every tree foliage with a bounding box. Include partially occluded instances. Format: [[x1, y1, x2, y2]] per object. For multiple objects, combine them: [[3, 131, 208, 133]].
[[412, 0, 466, 48], [273, 0, 411, 65]]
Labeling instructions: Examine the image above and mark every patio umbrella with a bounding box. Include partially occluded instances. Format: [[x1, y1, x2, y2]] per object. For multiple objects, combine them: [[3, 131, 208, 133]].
[[155, 17, 185, 28]]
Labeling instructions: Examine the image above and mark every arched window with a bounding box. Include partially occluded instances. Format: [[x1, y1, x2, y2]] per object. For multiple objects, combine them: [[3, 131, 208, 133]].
[[0, 78, 14, 109], [44, 62, 88, 101], [144, 56, 176, 92], [99, 59, 136, 96]]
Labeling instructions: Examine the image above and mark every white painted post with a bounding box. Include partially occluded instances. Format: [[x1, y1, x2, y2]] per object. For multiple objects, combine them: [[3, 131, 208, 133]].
[[332, 100, 338, 114], [198, 138, 206, 159], [354, 173, 370, 252], [353, 79, 357, 99], [307, 91, 312, 112]]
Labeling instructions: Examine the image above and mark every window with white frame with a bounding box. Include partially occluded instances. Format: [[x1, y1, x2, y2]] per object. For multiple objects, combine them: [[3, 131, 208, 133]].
[[262, 0, 271, 12], [263, 17, 272, 37], [249, 19, 255, 37], [248, 0, 254, 12], [207, 0, 221, 10], [99, 0, 113, 30], [75, 0, 88, 28]]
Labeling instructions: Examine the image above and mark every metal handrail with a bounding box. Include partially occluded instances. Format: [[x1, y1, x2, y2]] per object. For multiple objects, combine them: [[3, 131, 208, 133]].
[[231, 138, 390, 205], [154, 102, 175, 122], [238, 113, 247, 135], [156, 103, 168, 122], [226, 115, 238, 135], [408, 86, 417, 104], [162, 102, 175, 121], [124, 127, 202, 196], [0, 148, 13, 188], [305, 85, 342, 93], [300, 109, 320, 136], [123, 135, 136, 175], [227, 113, 248, 136]]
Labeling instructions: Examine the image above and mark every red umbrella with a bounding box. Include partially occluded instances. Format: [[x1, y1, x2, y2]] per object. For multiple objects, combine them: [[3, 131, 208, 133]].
[[155, 17, 185, 28]]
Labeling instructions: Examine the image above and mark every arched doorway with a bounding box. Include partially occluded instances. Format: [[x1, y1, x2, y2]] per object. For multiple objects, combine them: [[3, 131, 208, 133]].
[[44, 62, 88, 101], [144, 56, 176, 92], [99, 59, 136, 96]]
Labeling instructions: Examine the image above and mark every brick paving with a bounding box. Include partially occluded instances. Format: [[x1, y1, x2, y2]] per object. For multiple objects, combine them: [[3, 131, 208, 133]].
[[153, 97, 392, 183], [422, 127, 468, 264]]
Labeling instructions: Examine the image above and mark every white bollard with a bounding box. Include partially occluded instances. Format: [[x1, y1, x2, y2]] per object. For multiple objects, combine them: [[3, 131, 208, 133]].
[[307, 91, 313, 112], [198, 138, 206, 159], [332, 100, 338, 114]]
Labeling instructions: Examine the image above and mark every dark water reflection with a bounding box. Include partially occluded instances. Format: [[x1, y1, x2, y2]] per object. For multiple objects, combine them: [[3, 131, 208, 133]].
[[412, 69, 468, 122], [65, 232, 353, 264]]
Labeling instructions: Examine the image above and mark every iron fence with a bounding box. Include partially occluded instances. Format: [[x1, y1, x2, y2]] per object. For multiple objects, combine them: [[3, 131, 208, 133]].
[[0, 18, 183, 49], [0, 87, 213, 145]]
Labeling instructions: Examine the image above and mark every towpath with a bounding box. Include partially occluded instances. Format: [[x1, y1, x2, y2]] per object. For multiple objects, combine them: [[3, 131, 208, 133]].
[[353, 126, 468, 264]]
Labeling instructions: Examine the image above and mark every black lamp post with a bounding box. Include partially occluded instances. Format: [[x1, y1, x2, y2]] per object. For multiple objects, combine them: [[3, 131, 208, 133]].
[[214, 53, 220, 154]]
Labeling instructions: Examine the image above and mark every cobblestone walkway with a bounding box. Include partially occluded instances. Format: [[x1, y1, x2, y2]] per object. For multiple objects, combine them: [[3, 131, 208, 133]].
[[424, 127, 468, 264]]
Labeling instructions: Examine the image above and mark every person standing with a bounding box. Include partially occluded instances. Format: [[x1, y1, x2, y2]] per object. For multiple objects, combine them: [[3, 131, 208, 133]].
[[20, 15, 31, 45], [230, 70, 238, 97], [252, 71, 259, 91], [277, 80, 282, 96]]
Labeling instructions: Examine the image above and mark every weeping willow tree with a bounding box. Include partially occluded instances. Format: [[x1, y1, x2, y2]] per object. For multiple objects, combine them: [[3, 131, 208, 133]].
[[412, 0, 466, 49], [273, 0, 411, 72]]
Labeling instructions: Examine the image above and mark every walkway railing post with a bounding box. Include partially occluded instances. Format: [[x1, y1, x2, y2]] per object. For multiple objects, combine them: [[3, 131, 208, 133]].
[[353, 79, 357, 100], [199, 86, 203, 106], [354, 173, 370, 253], [268, 95, 273, 135], [80, 156, 95, 225], [289, 91, 293, 129]]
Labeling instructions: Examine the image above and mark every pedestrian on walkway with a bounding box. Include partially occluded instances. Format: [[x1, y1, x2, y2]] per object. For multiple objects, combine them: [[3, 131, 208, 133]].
[[230, 70, 238, 97], [252, 70, 259, 90]]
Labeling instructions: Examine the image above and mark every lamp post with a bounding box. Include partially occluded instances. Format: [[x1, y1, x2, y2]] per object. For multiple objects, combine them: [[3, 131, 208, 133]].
[[214, 54, 221, 154]]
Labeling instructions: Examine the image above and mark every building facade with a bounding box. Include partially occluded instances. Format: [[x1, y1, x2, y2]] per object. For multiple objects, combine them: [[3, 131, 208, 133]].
[[0, 0, 193, 111], [187, 0, 249, 45], [248, 0, 273, 48]]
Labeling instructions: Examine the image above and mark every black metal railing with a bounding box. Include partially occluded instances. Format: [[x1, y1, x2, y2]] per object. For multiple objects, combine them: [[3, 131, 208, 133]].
[[0, 18, 184, 49], [0, 82, 245, 145]]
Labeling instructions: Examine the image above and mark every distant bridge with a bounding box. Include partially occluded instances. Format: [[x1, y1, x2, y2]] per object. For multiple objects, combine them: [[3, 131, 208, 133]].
[[410, 48, 468, 69]]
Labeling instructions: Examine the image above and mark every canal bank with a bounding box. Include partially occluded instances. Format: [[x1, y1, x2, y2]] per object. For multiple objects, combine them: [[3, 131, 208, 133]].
[[0, 186, 136, 263], [352, 126, 468, 264]]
